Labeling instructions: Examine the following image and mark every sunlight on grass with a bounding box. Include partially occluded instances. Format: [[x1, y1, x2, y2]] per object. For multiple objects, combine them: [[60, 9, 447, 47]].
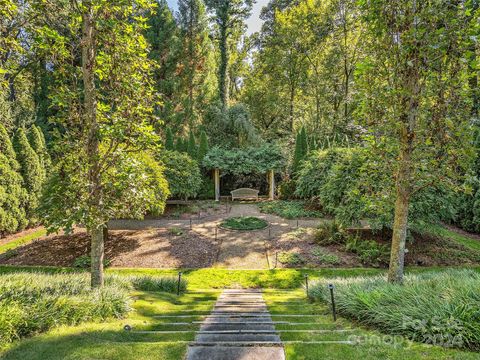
[[0, 229, 47, 254], [420, 223, 480, 252]]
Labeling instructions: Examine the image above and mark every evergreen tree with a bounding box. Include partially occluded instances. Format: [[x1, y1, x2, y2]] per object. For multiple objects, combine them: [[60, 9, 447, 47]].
[[0, 124, 28, 234], [0, 123, 19, 169], [175, 137, 184, 152], [13, 128, 43, 215], [28, 125, 51, 174], [165, 127, 175, 150], [187, 131, 197, 158], [197, 130, 209, 163]]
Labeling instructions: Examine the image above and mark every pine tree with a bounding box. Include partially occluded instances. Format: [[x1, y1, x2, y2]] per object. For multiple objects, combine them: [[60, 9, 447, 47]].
[[187, 131, 197, 158], [13, 128, 43, 216], [0, 123, 19, 169], [29, 125, 51, 174], [197, 130, 209, 163], [175, 137, 184, 152], [0, 124, 28, 233], [165, 127, 175, 150]]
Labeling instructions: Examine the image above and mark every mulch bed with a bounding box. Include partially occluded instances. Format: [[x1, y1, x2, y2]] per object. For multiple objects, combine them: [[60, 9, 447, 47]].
[[0, 229, 219, 268], [272, 227, 480, 269]]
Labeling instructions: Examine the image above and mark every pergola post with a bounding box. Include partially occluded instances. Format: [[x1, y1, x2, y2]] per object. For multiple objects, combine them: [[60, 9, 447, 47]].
[[214, 168, 220, 202], [268, 169, 275, 200]]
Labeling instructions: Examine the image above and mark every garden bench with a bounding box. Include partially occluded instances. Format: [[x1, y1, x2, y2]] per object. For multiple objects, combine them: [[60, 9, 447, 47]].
[[231, 188, 260, 201]]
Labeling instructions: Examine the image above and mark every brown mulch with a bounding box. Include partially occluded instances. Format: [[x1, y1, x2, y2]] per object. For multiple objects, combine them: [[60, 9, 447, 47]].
[[0, 228, 219, 268], [271, 227, 480, 269]]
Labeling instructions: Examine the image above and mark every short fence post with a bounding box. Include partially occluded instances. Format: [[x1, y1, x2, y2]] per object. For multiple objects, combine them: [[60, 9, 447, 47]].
[[275, 252, 278, 268], [296, 219, 299, 228], [190, 218, 192, 229], [328, 283, 337, 321], [268, 227, 271, 239], [177, 272, 183, 296], [215, 227, 218, 241]]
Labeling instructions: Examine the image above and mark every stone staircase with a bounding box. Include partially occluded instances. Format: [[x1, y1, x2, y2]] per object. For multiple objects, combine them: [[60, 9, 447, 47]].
[[186, 289, 285, 360]]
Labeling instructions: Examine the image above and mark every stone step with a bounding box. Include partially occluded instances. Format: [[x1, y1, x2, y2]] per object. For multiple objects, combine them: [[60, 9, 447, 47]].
[[186, 345, 285, 360], [196, 333, 281, 343], [200, 324, 276, 331]]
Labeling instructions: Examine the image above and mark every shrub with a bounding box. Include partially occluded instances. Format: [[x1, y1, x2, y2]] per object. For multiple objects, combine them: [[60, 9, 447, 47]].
[[187, 131, 197, 159], [309, 270, 480, 351], [278, 252, 305, 266], [198, 176, 215, 200], [129, 275, 186, 293], [311, 248, 340, 265], [160, 150, 202, 200], [258, 200, 322, 219], [278, 179, 296, 200], [345, 236, 389, 267], [314, 221, 346, 245], [73, 255, 111, 269]]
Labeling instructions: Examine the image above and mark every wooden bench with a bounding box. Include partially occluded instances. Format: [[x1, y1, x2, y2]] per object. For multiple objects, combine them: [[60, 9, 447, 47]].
[[231, 188, 260, 201]]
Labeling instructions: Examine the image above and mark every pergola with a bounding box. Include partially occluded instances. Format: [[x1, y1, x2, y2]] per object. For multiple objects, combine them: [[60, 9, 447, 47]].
[[202, 145, 285, 202]]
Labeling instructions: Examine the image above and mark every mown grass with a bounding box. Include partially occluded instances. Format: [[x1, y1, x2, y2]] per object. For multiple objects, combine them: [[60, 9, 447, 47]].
[[0, 228, 47, 254], [420, 223, 480, 251], [0, 289, 220, 360], [2, 268, 480, 359]]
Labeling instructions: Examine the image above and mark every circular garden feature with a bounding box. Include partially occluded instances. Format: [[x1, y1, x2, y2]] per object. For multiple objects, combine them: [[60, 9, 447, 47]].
[[220, 216, 269, 231]]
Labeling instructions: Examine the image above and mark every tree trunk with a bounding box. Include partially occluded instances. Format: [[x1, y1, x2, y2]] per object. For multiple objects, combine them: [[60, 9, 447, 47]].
[[387, 149, 411, 283], [388, 74, 418, 284], [91, 226, 104, 287], [218, 20, 229, 108], [81, 2, 103, 288]]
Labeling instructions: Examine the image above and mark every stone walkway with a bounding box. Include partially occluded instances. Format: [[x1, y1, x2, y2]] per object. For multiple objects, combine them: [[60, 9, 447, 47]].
[[186, 289, 285, 360], [108, 203, 326, 269]]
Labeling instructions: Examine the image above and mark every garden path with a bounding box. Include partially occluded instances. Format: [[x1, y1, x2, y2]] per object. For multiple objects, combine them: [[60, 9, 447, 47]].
[[109, 203, 324, 269]]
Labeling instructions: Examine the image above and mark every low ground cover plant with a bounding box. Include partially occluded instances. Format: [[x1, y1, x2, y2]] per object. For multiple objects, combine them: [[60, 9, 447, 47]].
[[278, 252, 305, 266], [258, 200, 322, 219], [311, 248, 340, 265], [0, 272, 186, 348], [345, 237, 389, 267], [309, 270, 480, 351], [314, 221, 346, 245], [220, 216, 268, 230]]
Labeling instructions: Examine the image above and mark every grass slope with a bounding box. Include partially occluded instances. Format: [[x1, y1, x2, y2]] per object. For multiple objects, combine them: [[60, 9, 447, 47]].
[[421, 223, 480, 252], [0, 229, 46, 254]]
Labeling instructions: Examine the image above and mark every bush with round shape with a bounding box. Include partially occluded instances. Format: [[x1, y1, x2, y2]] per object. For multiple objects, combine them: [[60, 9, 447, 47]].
[[160, 150, 202, 200]]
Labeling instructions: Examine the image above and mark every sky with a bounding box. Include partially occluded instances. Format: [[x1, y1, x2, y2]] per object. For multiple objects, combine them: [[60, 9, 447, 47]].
[[166, 0, 269, 35]]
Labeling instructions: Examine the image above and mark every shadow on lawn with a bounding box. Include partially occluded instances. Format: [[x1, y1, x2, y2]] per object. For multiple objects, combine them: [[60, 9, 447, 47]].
[[0, 329, 188, 360]]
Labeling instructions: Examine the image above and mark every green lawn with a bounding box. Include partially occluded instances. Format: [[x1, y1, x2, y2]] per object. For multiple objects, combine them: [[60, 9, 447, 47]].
[[420, 223, 480, 251], [0, 228, 46, 254], [2, 285, 479, 360]]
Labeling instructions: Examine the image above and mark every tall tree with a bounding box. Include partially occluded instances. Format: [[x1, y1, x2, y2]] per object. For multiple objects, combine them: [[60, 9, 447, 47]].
[[41, 0, 166, 288], [13, 127, 43, 217], [197, 130, 209, 162], [357, 0, 472, 283], [177, 0, 215, 129], [205, 0, 253, 107], [165, 127, 175, 150]]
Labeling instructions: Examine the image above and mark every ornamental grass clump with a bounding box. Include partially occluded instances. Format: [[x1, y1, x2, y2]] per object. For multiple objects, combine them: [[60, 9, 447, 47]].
[[0, 272, 188, 348], [308, 270, 480, 351]]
